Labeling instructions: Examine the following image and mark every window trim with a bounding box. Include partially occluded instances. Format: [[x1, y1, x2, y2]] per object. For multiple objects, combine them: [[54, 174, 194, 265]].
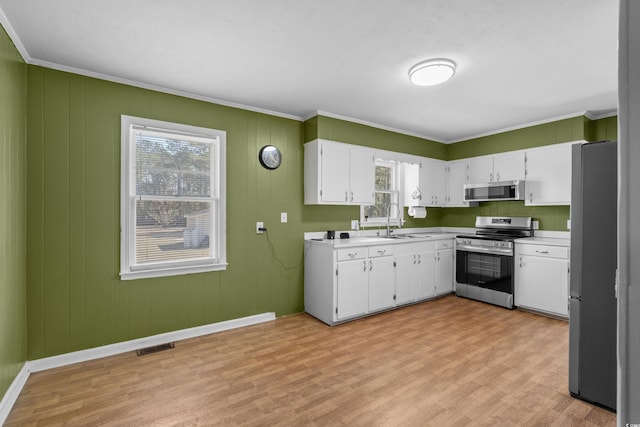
[[120, 115, 227, 280], [360, 159, 404, 227]]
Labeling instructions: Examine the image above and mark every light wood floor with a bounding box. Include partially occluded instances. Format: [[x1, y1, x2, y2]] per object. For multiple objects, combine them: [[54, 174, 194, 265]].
[[6, 295, 615, 426]]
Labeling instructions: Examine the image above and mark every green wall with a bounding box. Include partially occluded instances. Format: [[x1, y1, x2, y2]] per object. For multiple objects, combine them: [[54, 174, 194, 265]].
[[0, 26, 27, 400], [26, 67, 308, 359]]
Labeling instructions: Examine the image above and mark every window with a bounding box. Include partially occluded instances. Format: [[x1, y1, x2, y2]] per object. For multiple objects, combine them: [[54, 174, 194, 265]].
[[120, 115, 226, 280], [361, 160, 403, 226]]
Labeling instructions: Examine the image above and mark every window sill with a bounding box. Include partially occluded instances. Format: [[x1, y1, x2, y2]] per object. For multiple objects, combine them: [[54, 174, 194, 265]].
[[120, 262, 228, 281]]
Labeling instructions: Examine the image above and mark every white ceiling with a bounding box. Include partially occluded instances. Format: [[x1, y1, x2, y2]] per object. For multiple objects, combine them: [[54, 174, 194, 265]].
[[0, 0, 619, 143]]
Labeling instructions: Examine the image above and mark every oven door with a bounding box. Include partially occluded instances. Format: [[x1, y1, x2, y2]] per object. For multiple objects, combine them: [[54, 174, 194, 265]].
[[456, 249, 513, 294]]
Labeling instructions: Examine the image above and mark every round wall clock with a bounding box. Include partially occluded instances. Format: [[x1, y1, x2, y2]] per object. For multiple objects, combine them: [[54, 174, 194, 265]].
[[258, 145, 282, 170]]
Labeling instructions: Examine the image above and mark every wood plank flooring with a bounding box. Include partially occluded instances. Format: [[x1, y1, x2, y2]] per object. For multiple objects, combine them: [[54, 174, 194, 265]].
[[6, 295, 615, 426]]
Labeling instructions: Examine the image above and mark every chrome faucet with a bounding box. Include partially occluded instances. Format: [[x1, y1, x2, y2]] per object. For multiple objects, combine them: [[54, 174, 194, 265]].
[[386, 202, 400, 237]]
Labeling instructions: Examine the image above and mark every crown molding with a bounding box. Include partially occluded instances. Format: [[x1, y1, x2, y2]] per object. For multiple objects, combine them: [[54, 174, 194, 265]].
[[311, 110, 444, 142], [445, 110, 618, 144]]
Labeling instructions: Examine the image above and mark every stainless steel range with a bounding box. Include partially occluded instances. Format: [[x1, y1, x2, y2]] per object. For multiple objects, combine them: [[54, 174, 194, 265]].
[[455, 216, 533, 309]]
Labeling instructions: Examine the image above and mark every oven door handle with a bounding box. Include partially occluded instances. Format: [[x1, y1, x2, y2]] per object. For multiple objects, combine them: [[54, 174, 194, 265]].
[[456, 245, 513, 256]]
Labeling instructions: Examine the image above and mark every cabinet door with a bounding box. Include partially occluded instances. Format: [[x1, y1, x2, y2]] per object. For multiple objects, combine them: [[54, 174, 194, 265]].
[[493, 151, 525, 182], [337, 259, 369, 320], [466, 156, 493, 183], [435, 249, 454, 295], [395, 253, 418, 305], [419, 158, 447, 206], [320, 141, 350, 203], [432, 160, 447, 206], [416, 249, 437, 300], [446, 160, 468, 207], [349, 145, 375, 204], [525, 143, 572, 205], [368, 256, 396, 312], [516, 255, 569, 316]]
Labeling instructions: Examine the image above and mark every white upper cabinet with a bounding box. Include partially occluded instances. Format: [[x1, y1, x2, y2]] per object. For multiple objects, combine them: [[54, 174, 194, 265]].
[[304, 139, 375, 205], [446, 160, 468, 207], [467, 152, 525, 184], [524, 142, 575, 206], [419, 158, 447, 207], [466, 156, 494, 183], [493, 151, 526, 182], [402, 157, 447, 207]]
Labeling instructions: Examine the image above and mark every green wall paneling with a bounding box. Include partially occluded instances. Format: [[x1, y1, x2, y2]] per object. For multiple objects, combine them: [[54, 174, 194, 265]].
[[446, 115, 590, 160], [26, 66, 307, 359], [590, 116, 618, 142], [314, 115, 446, 159], [0, 24, 27, 401], [440, 202, 571, 232]]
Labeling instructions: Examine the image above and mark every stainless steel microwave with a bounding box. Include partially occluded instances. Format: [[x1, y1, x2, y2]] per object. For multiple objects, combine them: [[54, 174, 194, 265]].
[[463, 180, 525, 202]]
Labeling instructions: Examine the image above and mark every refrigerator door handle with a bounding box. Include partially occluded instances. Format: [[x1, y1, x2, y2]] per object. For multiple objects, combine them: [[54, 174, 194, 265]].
[[570, 295, 582, 302]]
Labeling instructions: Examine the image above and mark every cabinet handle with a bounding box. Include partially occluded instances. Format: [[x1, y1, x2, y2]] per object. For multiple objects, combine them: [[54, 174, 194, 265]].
[[348, 252, 357, 258], [496, 172, 500, 181], [413, 254, 417, 264], [363, 260, 367, 271], [535, 250, 549, 254], [350, 191, 354, 202], [519, 257, 522, 268], [490, 172, 493, 182], [345, 191, 348, 202], [369, 260, 373, 271], [418, 254, 421, 264], [529, 192, 533, 204], [378, 249, 386, 255]]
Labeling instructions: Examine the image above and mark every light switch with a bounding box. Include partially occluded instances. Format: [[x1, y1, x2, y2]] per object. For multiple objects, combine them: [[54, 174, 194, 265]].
[[281, 212, 287, 223]]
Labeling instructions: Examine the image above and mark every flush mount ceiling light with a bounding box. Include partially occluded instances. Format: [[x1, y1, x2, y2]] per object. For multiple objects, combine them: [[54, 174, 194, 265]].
[[409, 58, 456, 86]]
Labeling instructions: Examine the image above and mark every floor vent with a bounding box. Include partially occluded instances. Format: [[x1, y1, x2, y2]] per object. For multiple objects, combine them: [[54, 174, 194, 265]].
[[136, 342, 175, 356]]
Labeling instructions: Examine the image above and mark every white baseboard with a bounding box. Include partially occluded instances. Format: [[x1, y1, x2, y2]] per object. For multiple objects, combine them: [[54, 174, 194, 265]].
[[0, 363, 29, 426], [0, 312, 275, 425]]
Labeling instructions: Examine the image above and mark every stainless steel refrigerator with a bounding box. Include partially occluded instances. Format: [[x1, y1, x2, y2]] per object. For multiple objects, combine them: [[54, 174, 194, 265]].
[[568, 140, 617, 411]]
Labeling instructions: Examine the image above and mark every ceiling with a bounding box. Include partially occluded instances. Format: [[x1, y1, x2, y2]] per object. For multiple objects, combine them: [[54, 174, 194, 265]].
[[0, 0, 619, 143]]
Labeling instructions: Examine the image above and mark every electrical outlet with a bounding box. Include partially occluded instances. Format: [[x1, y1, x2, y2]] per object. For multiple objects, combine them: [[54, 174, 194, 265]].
[[351, 220, 359, 230], [532, 220, 539, 230], [281, 212, 287, 223], [256, 221, 264, 234]]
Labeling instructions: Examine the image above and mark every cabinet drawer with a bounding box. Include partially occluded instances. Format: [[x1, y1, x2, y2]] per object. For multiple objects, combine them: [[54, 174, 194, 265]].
[[517, 244, 569, 259], [368, 245, 395, 258], [336, 248, 367, 261], [436, 239, 454, 250]]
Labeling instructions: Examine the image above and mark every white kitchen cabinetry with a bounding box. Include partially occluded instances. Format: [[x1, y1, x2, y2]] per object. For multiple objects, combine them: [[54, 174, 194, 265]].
[[515, 242, 570, 317], [304, 139, 375, 205], [466, 156, 494, 184], [305, 237, 455, 325], [419, 158, 447, 206], [466, 152, 525, 184], [368, 246, 396, 312], [435, 240, 455, 295], [446, 160, 468, 207], [524, 142, 575, 206], [393, 242, 436, 304], [404, 158, 447, 207]]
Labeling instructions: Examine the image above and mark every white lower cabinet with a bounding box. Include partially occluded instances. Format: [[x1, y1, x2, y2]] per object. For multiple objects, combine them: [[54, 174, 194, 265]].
[[395, 242, 436, 304], [515, 242, 570, 317], [336, 257, 369, 320], [367, 246, 396, 312], [435, 240, 455, 296], [304, 238, 455, 325]]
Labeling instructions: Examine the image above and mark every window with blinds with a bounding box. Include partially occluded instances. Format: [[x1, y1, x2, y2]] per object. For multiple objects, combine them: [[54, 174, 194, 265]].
[[120, 115, 227, 280]]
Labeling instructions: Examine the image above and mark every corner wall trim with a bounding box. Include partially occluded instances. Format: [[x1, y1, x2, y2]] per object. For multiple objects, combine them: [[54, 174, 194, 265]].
[[0, 312, 275, 424]]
